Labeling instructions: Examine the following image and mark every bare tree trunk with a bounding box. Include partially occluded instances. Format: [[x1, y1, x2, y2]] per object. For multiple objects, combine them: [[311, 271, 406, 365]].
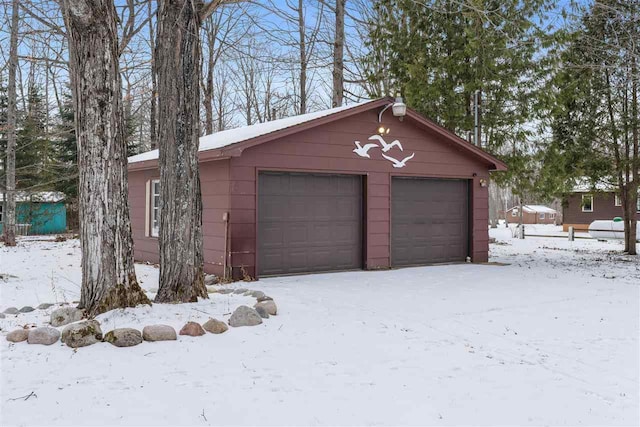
[[630, 47, 638, 255], [298, 0, 307, 114], [332, 0, 345, 108], [148, 0, 157, 150], [155, 0, 207, 303], [61, 0, 150, 316], [3, 0, 19, 247]]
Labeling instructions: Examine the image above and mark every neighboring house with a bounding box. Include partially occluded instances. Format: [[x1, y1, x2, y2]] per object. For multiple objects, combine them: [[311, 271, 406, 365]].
[[0, 191, 67, 235], [501, 205, 559, 224], [563, 182, 640, 231], [127, 98, 506, 279]]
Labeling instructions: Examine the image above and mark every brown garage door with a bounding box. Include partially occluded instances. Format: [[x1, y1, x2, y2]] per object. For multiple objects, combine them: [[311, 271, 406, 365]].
[[258, 172, 363, 276], [392, 177, 469, 266]]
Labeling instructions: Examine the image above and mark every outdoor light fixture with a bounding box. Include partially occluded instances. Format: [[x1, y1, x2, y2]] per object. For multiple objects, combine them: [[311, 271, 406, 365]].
[[378, 95, 407, 124], [479, 178, 488, 187]]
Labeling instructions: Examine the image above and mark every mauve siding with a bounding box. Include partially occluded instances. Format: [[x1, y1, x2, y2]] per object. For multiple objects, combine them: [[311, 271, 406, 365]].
[[229, 109, 491, 277], [128, 160, 230, 276], [564, 192, 640, 226]]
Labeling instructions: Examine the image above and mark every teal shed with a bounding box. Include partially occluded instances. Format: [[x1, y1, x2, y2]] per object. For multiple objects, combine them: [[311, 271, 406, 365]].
[[0, 192, 67, 235]]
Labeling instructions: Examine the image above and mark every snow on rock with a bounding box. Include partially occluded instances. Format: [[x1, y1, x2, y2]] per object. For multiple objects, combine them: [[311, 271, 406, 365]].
[[1, 231, 639, 426]]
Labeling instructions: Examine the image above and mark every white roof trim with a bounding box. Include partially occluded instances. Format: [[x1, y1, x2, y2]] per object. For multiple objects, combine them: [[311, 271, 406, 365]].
[[128, 100, 377, 164]]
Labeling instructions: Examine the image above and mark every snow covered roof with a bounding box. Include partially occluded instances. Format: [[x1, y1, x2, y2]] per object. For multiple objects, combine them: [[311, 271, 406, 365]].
[[0, 191, 65, 203], [508, 205, 557, 214], [571, 178, 615, 193], [128, 100, 377, 164]]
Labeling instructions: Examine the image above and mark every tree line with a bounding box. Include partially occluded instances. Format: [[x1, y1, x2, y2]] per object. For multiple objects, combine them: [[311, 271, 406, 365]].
[[1, 0, 638, 315]]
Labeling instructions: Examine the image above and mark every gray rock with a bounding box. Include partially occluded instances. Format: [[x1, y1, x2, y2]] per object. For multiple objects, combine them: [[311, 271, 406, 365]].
[[50, 307, 84, 327], [254, 305, 270, 319], [229, 306, 263, 327], [142, 325, 177, 342], [104, 328, 143, 347], [179, 321, 206, 336], [147, 288, 158, 293], [37, 303, 54, 310], [204, 274, 219, 286], [254, 300, 277, 316], [61, 320, 102, 348], [250, 290, 266, 299], [0, 313, 5, 319], [6, 329, 29, 343], [27, 327, 60, 345], [232, 288, 248, 294], [206, 286, 219, 294], [202, 318, 228, 334], [256, 295, 273, 302], [217, 288, 235, 294], [19, 306, 35, 313], [3, 307, 19, 315]]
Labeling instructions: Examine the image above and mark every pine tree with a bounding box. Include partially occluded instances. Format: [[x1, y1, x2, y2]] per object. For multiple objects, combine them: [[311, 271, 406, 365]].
[[542, 0, 639, 254], [52, 92, 78, 229], [16, 84, 51, 191], [365, 0, 553, 192]]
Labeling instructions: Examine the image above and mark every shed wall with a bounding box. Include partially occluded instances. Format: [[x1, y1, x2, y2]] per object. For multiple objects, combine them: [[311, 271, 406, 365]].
[[128, 159, 230, 276]]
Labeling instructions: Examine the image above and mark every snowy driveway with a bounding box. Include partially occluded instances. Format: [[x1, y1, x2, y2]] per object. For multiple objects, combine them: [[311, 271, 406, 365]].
[[1, 230, 639, 426]]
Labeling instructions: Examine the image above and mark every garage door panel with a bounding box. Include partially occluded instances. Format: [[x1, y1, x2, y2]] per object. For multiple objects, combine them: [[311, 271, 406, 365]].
[[392, 177, 469, 266], [258, 172, 362, 275]]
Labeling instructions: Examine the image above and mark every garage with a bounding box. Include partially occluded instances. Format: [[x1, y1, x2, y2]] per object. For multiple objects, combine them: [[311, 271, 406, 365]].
[[257, 172, 363, 276], [391, 177, 469, 266], [129, 97, 506, 278]]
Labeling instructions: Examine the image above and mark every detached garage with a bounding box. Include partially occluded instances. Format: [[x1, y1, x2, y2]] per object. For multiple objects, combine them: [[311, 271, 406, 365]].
[[128, 98, 506, 279]]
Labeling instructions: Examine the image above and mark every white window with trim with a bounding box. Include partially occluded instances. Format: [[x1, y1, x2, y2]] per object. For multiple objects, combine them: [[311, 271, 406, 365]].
[[511, 209, 518, 217], [615, 194, 622, 207], [539, 213, 545, 220], [549, 213, 555, 220], [582, 194, 593, 212], [151, 179, 160, 237]]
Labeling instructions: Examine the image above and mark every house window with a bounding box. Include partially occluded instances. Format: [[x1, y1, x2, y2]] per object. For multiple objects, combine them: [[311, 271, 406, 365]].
[[550, 213, 555, 220], [151, 180, 160, 237], [582, 194, 593, 212], [539, 213, 545, 220], [615, 194, 622, 207], [511, 209, 518, 217]]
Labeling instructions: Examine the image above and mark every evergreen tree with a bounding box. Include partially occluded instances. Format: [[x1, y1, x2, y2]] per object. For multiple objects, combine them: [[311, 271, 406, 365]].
[[542, 0, 639, 253], [16, 84, 52, 191], [365, 0, 554, 193]]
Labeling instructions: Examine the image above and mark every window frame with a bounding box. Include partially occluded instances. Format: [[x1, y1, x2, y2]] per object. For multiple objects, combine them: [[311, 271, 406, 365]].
[[511, 209, 518, 217], [150, 179, 160, 238], [614, 194, 622, 207], [539, 212, 545, 220], [549, 213, 555, 220], [582, 194, 594, 213]]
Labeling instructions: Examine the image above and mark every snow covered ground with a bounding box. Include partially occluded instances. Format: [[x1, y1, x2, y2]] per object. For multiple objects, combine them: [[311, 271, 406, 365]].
[[1, 228, 638, 426]]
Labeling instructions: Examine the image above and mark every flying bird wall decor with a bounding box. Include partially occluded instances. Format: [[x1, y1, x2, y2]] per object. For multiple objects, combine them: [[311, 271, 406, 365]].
[[352, 135, 415, 168]]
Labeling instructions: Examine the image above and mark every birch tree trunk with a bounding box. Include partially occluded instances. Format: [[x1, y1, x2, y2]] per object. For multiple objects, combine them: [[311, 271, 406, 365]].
[[3, 0, 19, 247], [332, 0, 345, 108], [155, 0, 207, 303], [61, 0, 150, 316]]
